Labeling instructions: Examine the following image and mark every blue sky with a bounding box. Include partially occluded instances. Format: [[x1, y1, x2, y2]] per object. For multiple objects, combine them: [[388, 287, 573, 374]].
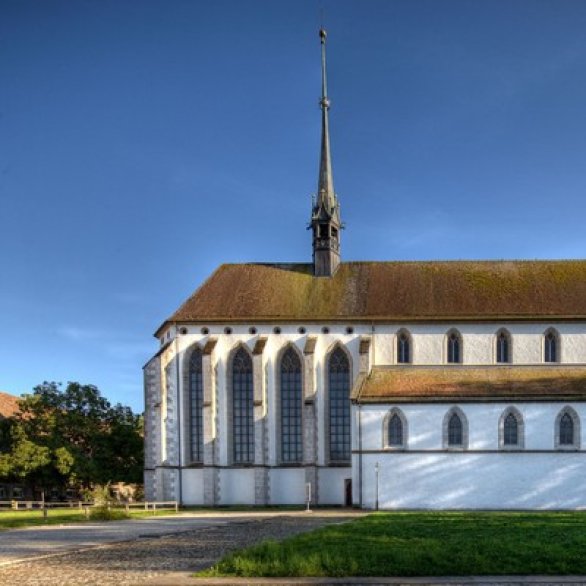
[[2, 0, 586, 411]]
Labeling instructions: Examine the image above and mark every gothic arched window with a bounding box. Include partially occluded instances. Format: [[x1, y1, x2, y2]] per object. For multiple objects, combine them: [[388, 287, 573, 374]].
[[188, 348, 203, 463], [544, 329, 559, 363], [499, 407, 524, 449], [503, 413, 518, 446], [443, 407, 468, 449], [496, 329, 511, 364], [447, 330, 462, 364], [280, 347, 303, 464], [232, 347, 254, 464], [389, 415, 403, 447], [448, 413, 463, 446], [328, 347, 351, 463], [383, 408, 408, 449], [559, 413, 573, 445], [556, 407, 580, 449], [397, 330, 411, 364]]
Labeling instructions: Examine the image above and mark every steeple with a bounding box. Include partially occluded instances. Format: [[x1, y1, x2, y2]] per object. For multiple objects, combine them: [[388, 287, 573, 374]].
[[311, 28, 342, 277]]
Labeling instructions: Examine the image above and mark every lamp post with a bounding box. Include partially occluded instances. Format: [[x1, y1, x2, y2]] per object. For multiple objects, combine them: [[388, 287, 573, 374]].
[[374, 461, 379, 511]]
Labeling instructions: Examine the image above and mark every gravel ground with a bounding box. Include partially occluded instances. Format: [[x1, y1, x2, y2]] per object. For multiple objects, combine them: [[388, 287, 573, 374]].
[[0, 515, 351, 586]]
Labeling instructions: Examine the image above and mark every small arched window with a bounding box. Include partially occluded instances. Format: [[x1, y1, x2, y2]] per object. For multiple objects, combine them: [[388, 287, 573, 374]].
[[448, 413, 463, 446], [328, 347, 351, 463], [447, 330, 462, 364], [496, 329, 511, 364], [279, 347, 303, 464], [503, 413, 518, 446], [396, 330, 411, 364], [544, 328, 559, 363], [383, 408, 407, 449], [389, 414, 403, 446], [443, 407, 468, 449], [231, 347, 254, 464], [499, 407, 524, 449], [555, 407, 580, 450], [560, 413, 573, 445], [188, 347, 203, 463]]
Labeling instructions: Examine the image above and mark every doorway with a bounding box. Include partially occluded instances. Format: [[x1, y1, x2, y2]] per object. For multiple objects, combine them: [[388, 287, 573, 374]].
[[344, 478, 352, 506]]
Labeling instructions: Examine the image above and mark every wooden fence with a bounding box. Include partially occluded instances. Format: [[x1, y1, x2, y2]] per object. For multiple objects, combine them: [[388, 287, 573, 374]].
[[0, 500, 179, 516]]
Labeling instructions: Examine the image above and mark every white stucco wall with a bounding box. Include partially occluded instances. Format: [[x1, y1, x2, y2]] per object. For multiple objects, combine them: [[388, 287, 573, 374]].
[[269, 468, 306, 504], [372, 322, 586, 366], [360, 452, 586, 509], [357, 402, 586, 509], [318, 467, 352, 505], [220, 468, 255, 504], [145, 321, 586, 508], [181, 469, 205, 505]]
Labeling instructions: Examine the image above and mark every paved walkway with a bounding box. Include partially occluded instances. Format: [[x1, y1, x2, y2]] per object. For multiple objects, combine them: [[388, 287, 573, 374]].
[[0, 514, 230, 565], [0, 511, 363, 585]]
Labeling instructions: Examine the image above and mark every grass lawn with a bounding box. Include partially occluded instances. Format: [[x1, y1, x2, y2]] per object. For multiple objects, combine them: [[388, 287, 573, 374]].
[[198, 511, 586, 577], [0, 507, 177, 530]]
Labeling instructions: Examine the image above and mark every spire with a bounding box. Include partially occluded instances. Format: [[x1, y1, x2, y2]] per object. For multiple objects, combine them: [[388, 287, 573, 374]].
[[311, 28, 342, 277], [316, 28, 338, 219]]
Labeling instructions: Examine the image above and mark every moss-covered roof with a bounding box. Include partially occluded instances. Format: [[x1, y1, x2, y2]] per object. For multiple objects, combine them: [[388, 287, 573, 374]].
[[353, 365, 586, 403], [158, 260, 586, 333]]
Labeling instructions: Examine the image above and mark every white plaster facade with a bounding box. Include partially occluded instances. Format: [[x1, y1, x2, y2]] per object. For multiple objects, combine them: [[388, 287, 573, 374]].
[[357, 402, 586, 509], [144, 321, 586, 508]]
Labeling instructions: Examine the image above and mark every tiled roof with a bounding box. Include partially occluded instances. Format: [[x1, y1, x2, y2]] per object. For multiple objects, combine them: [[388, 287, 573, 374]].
[[0, 392, 19, 418], [157, 260, 586, 334], [352, 365, 586, 403]]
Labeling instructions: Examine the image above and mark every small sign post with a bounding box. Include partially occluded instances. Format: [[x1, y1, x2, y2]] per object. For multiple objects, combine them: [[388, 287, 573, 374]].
[[375, 462, 380, 511], [305, 482, 312, 513]]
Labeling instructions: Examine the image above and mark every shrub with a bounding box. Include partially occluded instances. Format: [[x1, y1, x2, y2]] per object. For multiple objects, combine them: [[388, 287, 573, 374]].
[[89, 506, 129, 521]]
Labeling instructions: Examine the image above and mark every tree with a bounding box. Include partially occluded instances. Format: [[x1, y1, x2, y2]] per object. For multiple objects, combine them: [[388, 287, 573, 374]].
[[0, 382, 143, 493]]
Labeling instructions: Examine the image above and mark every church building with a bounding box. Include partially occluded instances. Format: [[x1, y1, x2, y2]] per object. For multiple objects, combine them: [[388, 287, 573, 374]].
[[144, 30, 586, 509]]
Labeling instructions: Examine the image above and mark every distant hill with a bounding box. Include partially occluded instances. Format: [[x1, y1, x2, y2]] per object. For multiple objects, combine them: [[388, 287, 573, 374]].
[[0, 391, 20, 418]]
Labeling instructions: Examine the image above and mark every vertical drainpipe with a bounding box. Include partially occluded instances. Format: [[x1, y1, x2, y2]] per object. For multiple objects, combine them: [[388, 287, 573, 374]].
[[175, 324, 183, 506], [358, 403, 363, 508], [362, 322, 376, 509]]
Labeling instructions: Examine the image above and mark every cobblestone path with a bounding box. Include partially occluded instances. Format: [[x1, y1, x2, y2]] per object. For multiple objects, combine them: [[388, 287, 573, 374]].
[[0, 513, 357, 586]]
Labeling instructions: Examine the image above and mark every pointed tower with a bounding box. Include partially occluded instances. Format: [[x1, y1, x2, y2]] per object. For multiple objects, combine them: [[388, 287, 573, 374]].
[[311, 28, 342, 277]]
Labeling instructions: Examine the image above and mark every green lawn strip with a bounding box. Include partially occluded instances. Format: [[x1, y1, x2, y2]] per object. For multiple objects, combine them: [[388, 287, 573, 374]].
[[197, 511, 586, 577], [0, 507, 178, 530]]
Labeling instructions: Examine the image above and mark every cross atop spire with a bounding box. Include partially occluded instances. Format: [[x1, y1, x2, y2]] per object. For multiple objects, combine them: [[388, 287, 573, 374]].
[[311, 28, 342, 277]]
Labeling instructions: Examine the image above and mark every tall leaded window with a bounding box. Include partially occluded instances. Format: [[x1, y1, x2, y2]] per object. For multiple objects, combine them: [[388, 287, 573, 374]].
[[280, 347, 303, 464], [544, 329, 559, 363], [328, 347, 351, 463], [232, 347, 254, 464], [389, 414, 403, 447], [397, 330, 411, 364], [496, 329, 511, 363], [188, 348, 204, 463], [559, 413, 574, 446], [447, 330, 462, 364], [503, 413, 518, 446], [448, 413, 463, 446]]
